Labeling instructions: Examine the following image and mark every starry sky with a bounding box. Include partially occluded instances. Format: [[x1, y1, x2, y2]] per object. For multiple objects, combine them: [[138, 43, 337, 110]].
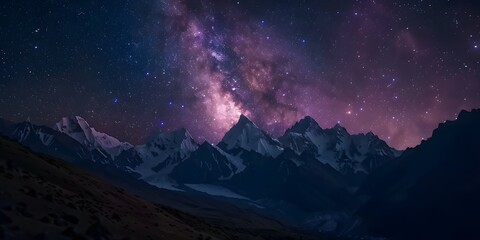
[[1, 0, 480, 150]]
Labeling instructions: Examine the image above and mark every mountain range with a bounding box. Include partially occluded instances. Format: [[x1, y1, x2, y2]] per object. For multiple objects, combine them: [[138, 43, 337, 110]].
[[1, 109, 479, 239], [0, 114, 399, 187]]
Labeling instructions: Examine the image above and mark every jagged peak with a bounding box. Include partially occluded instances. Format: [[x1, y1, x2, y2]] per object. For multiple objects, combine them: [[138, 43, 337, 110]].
[[236, 114, 256, 127], [222, 115, 263, 140], [173, 127, 194, 139], [54, 116, 89, 132], [199, 140, 215, 148], [457, 108, 480, 121], [285, 116, 321, 134], [333, 122, 343, 129], [220, 114, 282, 157], [356, 131, 377, 139], [239, 113, 250, 121], [432, 108, 480, 140], [58, 115, 87, 123], [54, 116, 95, 134], [53, 116, 134, 156], [149, 127, 196, 144], [330, 122, 349, 132], [324, 123, 348, 137]]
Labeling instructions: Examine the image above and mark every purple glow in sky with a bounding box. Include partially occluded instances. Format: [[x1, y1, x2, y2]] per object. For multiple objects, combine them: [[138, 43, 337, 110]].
[[1, 0, 479, 149]]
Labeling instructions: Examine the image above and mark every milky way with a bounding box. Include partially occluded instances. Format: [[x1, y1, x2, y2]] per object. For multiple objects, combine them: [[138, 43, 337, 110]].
[[1, 0, 479, 149]]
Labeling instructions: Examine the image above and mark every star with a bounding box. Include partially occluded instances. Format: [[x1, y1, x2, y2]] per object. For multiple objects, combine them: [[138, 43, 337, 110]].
[[2, 0, 479, 151]]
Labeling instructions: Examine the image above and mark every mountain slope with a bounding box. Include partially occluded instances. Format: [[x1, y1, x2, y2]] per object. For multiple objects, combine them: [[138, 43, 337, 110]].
[[0, 119, 142, 172], [224, 149, 360, 232], [0, 135, 315, 240], [170, 141, 245, 183], [0, 119, 96, 164], [218, 115, 283, 158], [134, 128, 198, 190], [0, 118, 198, 191], [356, 109, 480, 239], [54, 116, 134, 158]]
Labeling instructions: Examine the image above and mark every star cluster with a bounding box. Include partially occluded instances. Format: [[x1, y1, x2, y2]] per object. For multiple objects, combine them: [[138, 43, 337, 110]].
[[1, 0, 479, 149]]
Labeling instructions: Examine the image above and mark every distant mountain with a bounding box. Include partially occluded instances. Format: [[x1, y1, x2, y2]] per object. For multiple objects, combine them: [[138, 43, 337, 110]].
[[0, 118, 143, 173], [170, 141, 245, 183], [218, 115, 283, 158], [1, 115, 397, 185], [0, 119, 99, 165], [133, 128, 198, 190], [54, 116, 134, 158], [280, 116, 400, 175], [357, 109, 480, 239], [0, 117, 201, 190], [137, 128, 198, 166]]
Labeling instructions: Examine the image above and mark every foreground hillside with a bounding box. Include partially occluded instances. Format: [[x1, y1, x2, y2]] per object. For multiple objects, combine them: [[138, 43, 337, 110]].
[[0, 135, 313, 240]]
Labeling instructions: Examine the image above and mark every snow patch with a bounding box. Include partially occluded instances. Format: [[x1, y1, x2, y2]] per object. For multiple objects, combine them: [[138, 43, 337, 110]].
[[185, 184, 250, 200]]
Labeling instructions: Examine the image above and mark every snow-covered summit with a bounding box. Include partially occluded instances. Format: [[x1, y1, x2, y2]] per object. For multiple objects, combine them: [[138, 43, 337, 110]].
[[280, 116, 326, 155], [284, 116, 321, 134], [141, 128, 198, 159], [219, 114, 283, 157], [133, 128, 199, 190], [53, 116, 133, 158], [280, 116, 400, 174]]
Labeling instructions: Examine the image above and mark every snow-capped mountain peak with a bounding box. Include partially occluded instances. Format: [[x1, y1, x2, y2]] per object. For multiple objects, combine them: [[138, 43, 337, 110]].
[[219, 115, 283, 157], [135, 128, 198, 169], [53, 116, 133, 158], [237, 114, 253, 126], [133, 128, 199, 190], [169, 140, 246, 182], [280, 116, 400, 174], [280, 116, 325, 156], [285, 116, 322, 134], [144, 128, 198, 157], [330, 123, 349, 135]]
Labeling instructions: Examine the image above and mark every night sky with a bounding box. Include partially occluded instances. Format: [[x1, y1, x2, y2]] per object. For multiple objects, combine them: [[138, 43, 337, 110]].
[[1, 0, 480, 150]]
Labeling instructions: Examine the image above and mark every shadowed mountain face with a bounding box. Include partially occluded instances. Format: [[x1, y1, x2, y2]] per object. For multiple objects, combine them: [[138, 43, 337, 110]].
[[171, 142, 243, 183], [218, 114, 284, 158], [357, 109, 480, 239], [228, 149, 355, 209], [0, 135, 315, 240]]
